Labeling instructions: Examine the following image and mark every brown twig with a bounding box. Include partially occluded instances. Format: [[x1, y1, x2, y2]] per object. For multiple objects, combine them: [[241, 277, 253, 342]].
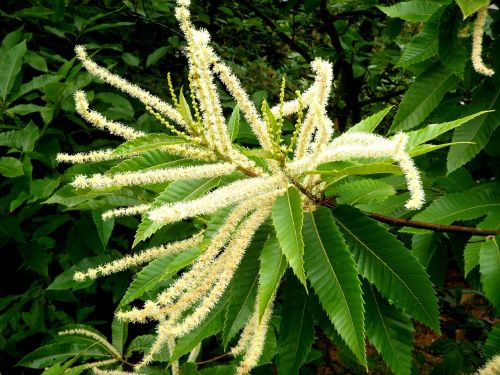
[[367, 212, 500, 237]]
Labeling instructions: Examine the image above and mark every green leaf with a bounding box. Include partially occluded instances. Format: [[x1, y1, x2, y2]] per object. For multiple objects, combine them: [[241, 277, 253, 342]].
[[223, 226, 268, 348], [277, 275, 315, 375], [6, 103, 54, 124], [377, 0, 441, 21], [0, 40, 26, 102], [464, 211, 500, 276], [412, 233, 440, 269], [390, 63, 459, 132], [113, 134, 185, 156], [331, 179, 396, 206], [92, 209, 114, 250], [479, 236, 500, 311], [272, 187, 306, 287], [178, 89, 194, 125], [438, 5, 467, 78], [346, 106, 392, 134], [146, 46, 169, 67], [303, 207, 366, 366], [397, 9, 442, 67], [456, 0, 488, 18], [411, 184, 500, 226], [364, 282, 413, 375], [108, 150, 186, 174], [133, 177, 221, 246], [447, 83, 500, 173], [17, 342, 109, 369], [111, 318, 127, 356], [258, 233, 287, 320], [118, 247, 201, 308], [0, 156, 23, 177], [334, 206, 440, 332], [228, 105, 240, 141], [406, 111, 490, 150], [47, 255, 117, 291], [9, 74, 62, 104], [484, 324, 500, 359]]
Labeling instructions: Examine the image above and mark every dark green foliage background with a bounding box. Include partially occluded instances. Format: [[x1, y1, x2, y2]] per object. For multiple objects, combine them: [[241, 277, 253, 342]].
[[0, 0, 499, 374]]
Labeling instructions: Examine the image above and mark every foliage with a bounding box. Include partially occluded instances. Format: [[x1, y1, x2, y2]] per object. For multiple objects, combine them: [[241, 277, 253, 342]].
[[1, 0, 499, 374]]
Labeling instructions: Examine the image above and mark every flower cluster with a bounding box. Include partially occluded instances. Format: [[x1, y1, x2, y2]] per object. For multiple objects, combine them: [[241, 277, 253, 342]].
[[471, 2, 495, 76], [57, 0, 426, 373]]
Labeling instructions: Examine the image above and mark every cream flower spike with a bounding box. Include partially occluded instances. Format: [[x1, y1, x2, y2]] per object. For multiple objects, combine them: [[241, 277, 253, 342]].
[[472, 3, 494, 76], [74, 90, 145, 140], [63, 0, 432, 373], [476, 354, 500, 375], [75, 46, 188, 128], [56, 149, 118, 164], [70, 162, 236, 190], [74, 232, 203, 281]]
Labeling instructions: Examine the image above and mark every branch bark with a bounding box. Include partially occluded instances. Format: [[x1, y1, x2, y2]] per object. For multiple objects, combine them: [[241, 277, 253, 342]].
[[367, 212, 500, 237]]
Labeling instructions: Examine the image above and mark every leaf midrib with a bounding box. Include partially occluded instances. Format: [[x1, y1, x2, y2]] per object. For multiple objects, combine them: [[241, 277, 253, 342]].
[[308, 213, 363, 355], [335, 216, 435, 327]]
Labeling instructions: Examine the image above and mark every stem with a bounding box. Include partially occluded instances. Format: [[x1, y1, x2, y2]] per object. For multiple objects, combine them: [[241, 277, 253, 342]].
[[367, 212, 500, 237]]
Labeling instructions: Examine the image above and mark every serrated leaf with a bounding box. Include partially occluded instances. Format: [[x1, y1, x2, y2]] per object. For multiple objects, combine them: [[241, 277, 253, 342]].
[[409, 141, 473, 157], [259, 233, 287, 320], [17, 342, 109, 369], [48, 255, 118, 291], [456, 0, 488, 18], [390, 63, 459, 132], [223, 226, 268, 348], [8, 74, 62, 104], [377, 0, 441, 21], [479, 236, 500, 311], [178, 89, 194, 125], [334, 205, 440, 332], [133, 177, 221, 246], [0, 40, 26, 102], [484, 324, 500, 359], [113, 134, 185, 156], [303, 207, 366, 366], [92, 209, 114, 250], [228, 105, 240, 141], [272, 186, 306, 287], [412, 233, 440, 269], [332, 179, 396, 206], [277, 276, 315, 375], [438, 5, 467, 78], [108, 150, 188, 174], [397, 9, 442, 67], [146, 46, 168, 67], [364, 282, 413, 375], [411, 183, 500, 226], [118, 247, 201, 308], [346, 106, 392, 134], [447, 84, 500, 173], [406, 111, 490, 150], [111, 318, 127, 356], [464, 211, 500, 276]]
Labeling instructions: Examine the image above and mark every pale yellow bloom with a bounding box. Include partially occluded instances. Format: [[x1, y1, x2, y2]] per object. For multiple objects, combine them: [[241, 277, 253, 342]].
[[74, 91, 145, 140], [477, 354, 500, 375], [472, 4, 494, 77], [56, 150, 119, 164], [59, 329, 121, 359], [75, 46, 188, 128], [74, 232, 203, 281], [71, 162, 236, 190]]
